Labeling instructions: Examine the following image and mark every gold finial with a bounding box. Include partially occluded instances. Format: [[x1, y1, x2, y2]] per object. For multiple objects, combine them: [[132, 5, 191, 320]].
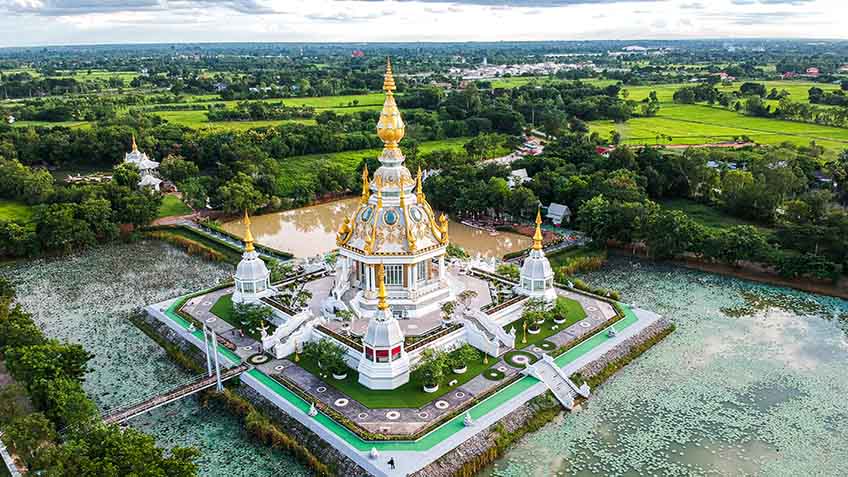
[[376, 176, 383, 209], [243, 210, 255, 253], [360, 165, 370, 204], [532, 207, 543, 251], [383, 57, 396, 93], [376, 264, 389, 311], [416, 166, 425, 202], [131, 134, 138, 152]]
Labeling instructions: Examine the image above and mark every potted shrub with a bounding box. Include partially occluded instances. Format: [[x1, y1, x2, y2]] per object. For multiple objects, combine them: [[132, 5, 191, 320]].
[[450, 344, 480, 374], [414, 348, 447, 392], [553, 297, 569, 324], [440, 301, 456, 326], [306, 339, 349, 380]]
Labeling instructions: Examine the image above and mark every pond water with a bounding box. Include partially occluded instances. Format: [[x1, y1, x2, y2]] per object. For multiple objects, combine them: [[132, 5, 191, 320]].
[[220, 197, 533, 258], [483, 256, 848, 477], [5, 243, 847, 477], [2, 242, 309, 477]]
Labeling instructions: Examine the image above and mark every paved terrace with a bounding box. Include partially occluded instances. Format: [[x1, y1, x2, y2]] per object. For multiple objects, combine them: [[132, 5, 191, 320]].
[[148, 292, 661, 477]]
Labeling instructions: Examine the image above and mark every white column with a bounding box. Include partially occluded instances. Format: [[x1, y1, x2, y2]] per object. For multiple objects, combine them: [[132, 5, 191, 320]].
[[439, 255, 445, 281]]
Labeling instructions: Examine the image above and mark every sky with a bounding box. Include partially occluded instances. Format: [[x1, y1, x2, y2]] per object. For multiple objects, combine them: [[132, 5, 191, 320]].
[[0, 0, 845, 48]]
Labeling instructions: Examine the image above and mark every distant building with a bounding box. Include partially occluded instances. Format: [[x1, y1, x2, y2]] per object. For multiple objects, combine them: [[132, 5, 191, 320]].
[[214, 82, 228, 92], [351, 50, 365, 58], [508, 168, 530, 188], [545, 203, 571, 226], [595, 146, 614, 156], [781, 72, 798, 80], [805, 67, 820, 77], [6, 115, 14, 124], [839, 64, 848, 73]]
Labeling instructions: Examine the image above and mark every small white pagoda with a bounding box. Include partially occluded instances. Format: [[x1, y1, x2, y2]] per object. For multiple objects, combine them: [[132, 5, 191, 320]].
[[335, 59, 453, 321], [124, 135, 162, 191], [516, 209, 556, 305], [357, 264, 410, 389], [233, 211, 273, 304]]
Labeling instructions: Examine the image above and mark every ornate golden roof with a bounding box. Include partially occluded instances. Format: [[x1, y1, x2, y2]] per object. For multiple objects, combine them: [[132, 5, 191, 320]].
[[131, 134, 138, 152], [336, 58, 448, 257]]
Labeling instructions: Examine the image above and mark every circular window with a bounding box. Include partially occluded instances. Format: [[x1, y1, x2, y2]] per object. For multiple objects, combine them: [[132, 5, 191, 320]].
[[410, 206, 423, 222], [384, 209, 398, 225], [360, 206, 373, 222]]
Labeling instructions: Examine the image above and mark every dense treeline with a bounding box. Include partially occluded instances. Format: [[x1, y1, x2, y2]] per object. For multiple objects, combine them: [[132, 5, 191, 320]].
[[0, 279, 200, 475], [0, 156, 161, 258]]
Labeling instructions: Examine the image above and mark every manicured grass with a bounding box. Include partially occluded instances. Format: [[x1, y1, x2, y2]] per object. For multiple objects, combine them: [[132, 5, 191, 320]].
[[156, 194, 192, 218], [210, 293, 235, 324], [505, 297, 587, 349], [0, 200, 34, 222], [296, 346, 494, 408], [276, 136, 510, 196]]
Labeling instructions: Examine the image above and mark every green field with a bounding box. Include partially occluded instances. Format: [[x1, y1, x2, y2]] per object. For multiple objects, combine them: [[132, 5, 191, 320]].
[[489, 76, 615, 89], [52, 69, 139, 83], [276, 136, 508, 195], [591, 103, 848, 151], [660, 198, 773, 236], [0, 200, 34, 222], [153, 110, 317, 130], [10, 120, 91, 129], [621, 80, 841, 105], [156, 195, 192, 218]]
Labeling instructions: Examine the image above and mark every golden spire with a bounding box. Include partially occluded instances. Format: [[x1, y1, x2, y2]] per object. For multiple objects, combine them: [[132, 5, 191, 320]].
[[532, 208, 544, 251], [416, 166, 425, 202], [131, 134, 138, 152], [383, 57, 396, 93], [376, 264, 389, 311], [376, 57, 404, 151], [360, 165, 370, 204], [376, 175, 383, 209], [243, 210, 255, 253]]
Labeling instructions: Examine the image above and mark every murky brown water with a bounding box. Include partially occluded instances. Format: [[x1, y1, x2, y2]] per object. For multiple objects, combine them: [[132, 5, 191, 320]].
[[222, 197, 532, 258]]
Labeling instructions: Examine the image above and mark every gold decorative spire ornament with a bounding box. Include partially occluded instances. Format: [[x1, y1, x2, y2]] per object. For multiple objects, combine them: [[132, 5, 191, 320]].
[[376, 264, 389, 311], [416, 166, 425, 202], [243, 210, 255, 253], [131, 134, 138, 152], [360, 165, 370, 204], [375, 175, 383, 209], [376, 58, 405, 152], [532, 208, 544, 251]]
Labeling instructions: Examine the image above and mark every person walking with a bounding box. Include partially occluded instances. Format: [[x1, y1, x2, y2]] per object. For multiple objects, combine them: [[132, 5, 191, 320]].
[[388, 457, 396, 470]]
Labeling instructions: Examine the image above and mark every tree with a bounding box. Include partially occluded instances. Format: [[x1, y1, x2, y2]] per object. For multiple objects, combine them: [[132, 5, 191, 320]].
[[714, 225, 770, 266], [303, 339, 348, 375], [413, 348, 447, 388], [449, 344, 480, 369], [32, 376, 98, 428], [576, 194, 613, 243], [179, 177, 209, 210], [4, 412, 56, 470], [0, 383, 28, 426], [507, 186, 538, 219], [5, 340, 92, 388], [232, 303, 273, 335], [159, 154, 199, 183], [740, 82, 766, 97], [112, 162, 141, 188], [216, 172, 267, 213], [643, 209, 701, 259]]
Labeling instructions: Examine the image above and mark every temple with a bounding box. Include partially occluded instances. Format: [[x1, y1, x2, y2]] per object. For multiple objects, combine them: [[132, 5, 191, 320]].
[[124, 135, 162, 191]]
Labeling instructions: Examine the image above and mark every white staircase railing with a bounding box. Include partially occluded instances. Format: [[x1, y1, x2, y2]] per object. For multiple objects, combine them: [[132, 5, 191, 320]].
[[525, 354, 590, 410], [467, 308, 515, 350]]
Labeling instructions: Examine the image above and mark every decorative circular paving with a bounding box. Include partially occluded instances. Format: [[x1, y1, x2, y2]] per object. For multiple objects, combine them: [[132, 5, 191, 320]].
[[418, 411, 429, 419], [538, 340, 557, 352], [435, 400, 450, 410], [205, 317, 216, 323], [247, 353, 270, 365], [579, 320, 591, 328], [504, 350, 539, 369], [274, 365, 284, 371], [455, 391, 466, 399], [385, 411, 400, 420], [483, 369, 506, 381], [243, 345, 253, 351], [358, 413, 369, 419], [316, 386, 327, 393], [334, 398, 349, 407], [587, 306, 598, 311], [498, 366, 508, 372]]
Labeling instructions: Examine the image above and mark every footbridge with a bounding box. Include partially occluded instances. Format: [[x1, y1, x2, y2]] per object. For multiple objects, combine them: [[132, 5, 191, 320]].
[[103, 364, 249, 424], [525, 354, 590, 410]]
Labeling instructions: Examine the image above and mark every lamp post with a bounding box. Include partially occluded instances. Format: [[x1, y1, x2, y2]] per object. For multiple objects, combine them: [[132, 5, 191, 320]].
[[522, 320, 527, 344]]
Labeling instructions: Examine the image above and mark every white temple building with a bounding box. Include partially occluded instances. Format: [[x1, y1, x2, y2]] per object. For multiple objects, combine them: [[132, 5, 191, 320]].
[[233, 211, 273, 304], [515, 210, 557, 305], [124, 135, 162, 191]]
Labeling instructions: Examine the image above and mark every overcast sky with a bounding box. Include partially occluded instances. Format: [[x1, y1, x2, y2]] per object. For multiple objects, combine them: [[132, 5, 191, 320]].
[[0, 0, 845, 48]]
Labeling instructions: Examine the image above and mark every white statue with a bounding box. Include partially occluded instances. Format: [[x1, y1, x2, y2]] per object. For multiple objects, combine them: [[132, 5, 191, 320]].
[[308, 402, 318, 417], [369, 447, 380, 460], [463, 411, 474, 427]]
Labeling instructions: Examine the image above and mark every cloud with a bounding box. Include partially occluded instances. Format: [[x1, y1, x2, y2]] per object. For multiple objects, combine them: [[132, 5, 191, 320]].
[[351, 0, 666, 7], [679, 1, 704, 8], [305, 10, 390, 22], [731, 0, 815, 4], [0, 0, 280, 16]]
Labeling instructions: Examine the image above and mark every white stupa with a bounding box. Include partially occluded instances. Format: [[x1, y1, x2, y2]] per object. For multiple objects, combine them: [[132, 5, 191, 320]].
[[357, 263, 410, 390], [233, 211, 273, 305], [124, 135, 160, 174], [516, 209, 556, 304]]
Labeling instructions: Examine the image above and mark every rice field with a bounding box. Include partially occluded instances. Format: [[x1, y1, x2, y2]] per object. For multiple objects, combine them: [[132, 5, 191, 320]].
[[620, 80, 841, 104]]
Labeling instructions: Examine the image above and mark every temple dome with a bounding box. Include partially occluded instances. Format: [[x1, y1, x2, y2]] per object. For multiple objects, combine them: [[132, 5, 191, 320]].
[[236, 251, 270, 283]]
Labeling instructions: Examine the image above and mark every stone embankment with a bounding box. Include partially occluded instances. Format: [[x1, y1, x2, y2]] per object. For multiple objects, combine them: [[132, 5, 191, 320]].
[[412, 318, 673, 477]]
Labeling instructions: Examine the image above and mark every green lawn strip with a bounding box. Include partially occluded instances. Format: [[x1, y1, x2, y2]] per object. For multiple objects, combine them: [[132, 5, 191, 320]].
[[164, 297, 242, 365], [295, 348, 493, 409], [504, 297, 587, 349], [0, 200, 34, 222], [156, 195, 192, 218], [207, 292, 264, 341]]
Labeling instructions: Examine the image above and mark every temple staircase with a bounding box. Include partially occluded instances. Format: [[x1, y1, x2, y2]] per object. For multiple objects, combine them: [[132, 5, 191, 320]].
[[524, 354, 590, 410]]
